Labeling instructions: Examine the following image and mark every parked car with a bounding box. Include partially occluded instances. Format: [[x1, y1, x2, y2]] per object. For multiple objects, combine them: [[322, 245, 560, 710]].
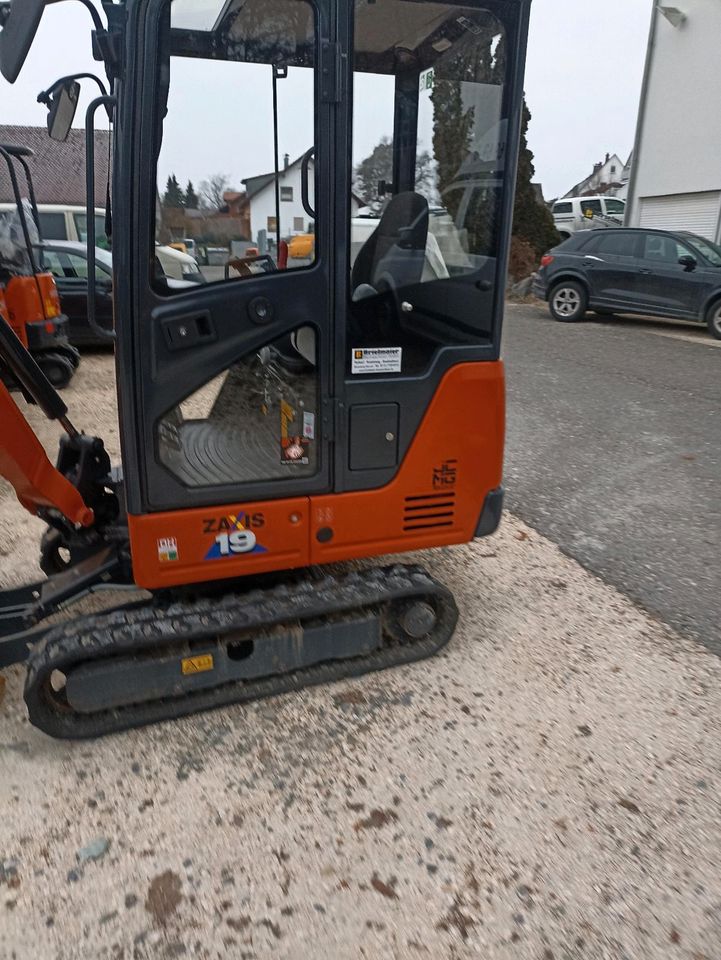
[[0, 203, 204, 282], [552, 196, 626, 240], [38, 240, 197, 344], [155, 243, 205, 283], [0, 202, 110, 249], [533, 228, 721, 340]]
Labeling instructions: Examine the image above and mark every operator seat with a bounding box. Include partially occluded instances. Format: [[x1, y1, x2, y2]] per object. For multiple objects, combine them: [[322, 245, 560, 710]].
[[351, 191, 429, 298]]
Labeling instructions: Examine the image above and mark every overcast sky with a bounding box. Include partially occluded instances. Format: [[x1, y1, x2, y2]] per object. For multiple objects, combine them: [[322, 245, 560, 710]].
[[0, 0, 652, 200]]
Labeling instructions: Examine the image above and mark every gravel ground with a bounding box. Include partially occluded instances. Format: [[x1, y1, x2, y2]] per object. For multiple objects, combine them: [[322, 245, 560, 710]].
[[1, 355, 721, 960]]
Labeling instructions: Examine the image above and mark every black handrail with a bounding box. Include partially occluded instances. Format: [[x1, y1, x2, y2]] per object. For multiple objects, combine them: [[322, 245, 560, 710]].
[[85, 94, 116, 342], [300, 147, 315, 220]]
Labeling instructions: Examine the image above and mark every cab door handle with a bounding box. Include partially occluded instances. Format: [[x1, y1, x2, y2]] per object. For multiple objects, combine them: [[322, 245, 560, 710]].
[[639, 268, 653, 275]]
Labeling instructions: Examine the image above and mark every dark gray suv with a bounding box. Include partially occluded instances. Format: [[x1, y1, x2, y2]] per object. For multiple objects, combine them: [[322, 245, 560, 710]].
[[533, 228, 721, 340]]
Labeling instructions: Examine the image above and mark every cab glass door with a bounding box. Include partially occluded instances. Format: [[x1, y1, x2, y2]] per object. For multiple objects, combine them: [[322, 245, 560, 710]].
[[126, 0, 331, 512], [349, 0, 513, 376]]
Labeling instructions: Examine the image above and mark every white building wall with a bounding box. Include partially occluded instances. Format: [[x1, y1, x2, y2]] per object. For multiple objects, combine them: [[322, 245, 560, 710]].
[[249, 163, 315, 243], [627, 0, 721, 240]]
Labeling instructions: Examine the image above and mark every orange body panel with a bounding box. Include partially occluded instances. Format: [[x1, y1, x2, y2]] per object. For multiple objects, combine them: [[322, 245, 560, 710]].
[[310, 361, 505, 564], [128, 361, 505, 590], [0, 379, 94, 526], [4, 273, 62, 343], [129, 497, 310, 589]]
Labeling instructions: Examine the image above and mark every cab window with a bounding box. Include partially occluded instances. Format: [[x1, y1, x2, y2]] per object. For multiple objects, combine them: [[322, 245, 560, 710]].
[[153, 0, 317, 292], [349, 1, 511, 374]]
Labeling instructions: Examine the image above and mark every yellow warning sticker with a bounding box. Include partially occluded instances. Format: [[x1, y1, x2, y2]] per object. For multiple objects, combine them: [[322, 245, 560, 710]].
[[181, 654, 214, 675]]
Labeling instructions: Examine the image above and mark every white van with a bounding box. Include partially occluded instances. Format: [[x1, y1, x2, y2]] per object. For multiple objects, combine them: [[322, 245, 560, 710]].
[[0, 202, 109, 247], [0, 202, 204, 282], [552, 196, 626, 240]]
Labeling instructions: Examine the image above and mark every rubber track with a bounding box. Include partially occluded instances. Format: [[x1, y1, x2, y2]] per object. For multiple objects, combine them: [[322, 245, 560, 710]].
[[24, 564, 458, 739]]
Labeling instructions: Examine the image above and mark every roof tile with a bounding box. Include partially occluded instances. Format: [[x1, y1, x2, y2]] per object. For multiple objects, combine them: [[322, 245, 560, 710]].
[[0, 125, 110, 206]]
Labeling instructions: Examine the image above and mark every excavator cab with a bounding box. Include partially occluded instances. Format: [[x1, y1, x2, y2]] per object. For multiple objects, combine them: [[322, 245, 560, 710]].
[[0, 0, 531, 738], [0, 143, 80, 387]]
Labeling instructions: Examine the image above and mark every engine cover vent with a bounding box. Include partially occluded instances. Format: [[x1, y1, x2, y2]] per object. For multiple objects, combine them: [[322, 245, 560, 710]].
[[403, 493, 456, 532]]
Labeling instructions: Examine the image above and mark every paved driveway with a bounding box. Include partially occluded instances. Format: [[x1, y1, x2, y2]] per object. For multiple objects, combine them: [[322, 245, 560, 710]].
[[504, 304, 720, 653]]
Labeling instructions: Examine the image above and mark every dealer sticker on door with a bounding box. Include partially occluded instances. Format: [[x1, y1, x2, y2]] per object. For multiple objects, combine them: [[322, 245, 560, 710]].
[[352, 347, 402, 374], [157, 537, 179, 562]]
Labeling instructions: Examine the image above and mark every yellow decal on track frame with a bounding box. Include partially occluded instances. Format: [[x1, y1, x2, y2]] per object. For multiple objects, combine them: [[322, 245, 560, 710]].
[[181, 654, 214, 675]]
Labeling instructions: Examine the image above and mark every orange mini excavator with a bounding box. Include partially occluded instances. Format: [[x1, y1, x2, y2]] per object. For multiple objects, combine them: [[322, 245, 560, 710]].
[[0, 0, 531, 738], [0, 143, 79, 388]]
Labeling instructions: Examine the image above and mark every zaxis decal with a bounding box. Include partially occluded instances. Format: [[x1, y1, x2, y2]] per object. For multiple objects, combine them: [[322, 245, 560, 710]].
[[203, 512, 267, 560]]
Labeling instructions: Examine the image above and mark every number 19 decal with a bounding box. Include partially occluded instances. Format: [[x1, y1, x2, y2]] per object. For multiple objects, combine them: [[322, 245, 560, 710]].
[[215, 530, 257, 555], [203, 513, 267, 560]]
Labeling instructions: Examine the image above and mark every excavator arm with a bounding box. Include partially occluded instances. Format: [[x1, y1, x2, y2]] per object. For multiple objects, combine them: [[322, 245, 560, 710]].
[[0, 310, 129, 666], [0, 311, 93, 526], [0, 377, 93, 526]]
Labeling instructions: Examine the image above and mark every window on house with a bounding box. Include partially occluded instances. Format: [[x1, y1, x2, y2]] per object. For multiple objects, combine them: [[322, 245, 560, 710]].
[[267, 216, 278, 233], [293, 217, 304, 231], [281, 186, 293, 202], [611, 165, 617, 175]]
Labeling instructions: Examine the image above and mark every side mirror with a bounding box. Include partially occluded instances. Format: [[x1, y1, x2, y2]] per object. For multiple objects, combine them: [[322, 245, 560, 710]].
[[46, 80, 81, 142], [678, 254, 697, 272], [0, 0, 47, 83]]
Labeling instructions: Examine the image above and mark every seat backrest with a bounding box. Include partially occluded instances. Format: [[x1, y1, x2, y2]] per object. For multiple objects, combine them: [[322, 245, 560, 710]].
[[351, 192, 429, 293]]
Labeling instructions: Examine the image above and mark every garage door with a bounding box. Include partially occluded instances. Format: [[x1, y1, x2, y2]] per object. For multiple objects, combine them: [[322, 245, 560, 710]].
[[639, 192, 721, 240]]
